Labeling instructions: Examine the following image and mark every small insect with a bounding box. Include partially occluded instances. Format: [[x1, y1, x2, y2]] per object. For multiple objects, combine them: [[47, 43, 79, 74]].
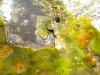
[[54, 8, 62, 23]]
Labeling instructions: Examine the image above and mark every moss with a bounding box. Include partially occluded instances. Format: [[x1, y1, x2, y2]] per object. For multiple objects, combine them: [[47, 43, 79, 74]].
[[54, 58, 73, 75], [32, 48, 52, 63], [51, 47, 59, 59], [0, 27, 3, 36], [0, 46, 35, 75], [0, 14, 4, 26], [36, 60, 54, 71], [92, 31, 100, 55], [34, 71, 57, 75]]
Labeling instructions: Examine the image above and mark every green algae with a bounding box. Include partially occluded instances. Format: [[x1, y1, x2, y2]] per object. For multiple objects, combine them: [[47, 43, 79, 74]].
[[32, 48, 52, 63], [0, 26, 7, 44], [54, 58, 73, 75], [92, 31, 100, 55], [0, 0, 100, 75]]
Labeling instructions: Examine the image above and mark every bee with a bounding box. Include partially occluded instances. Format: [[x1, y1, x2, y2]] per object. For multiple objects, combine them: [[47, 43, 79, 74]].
[[54, 9, 61, 23], [54, 8, 62, 23]]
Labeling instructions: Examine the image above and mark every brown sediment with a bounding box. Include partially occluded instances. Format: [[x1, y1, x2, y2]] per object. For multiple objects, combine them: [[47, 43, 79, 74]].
[[85, 50, 93, 61], [77, 30, 97, 66], [15, 61, 29, 73], [85, 49, 97, 67], [0, 45, 13, 58], [89, 59, 97, 67], [77, 30, 94, 50]]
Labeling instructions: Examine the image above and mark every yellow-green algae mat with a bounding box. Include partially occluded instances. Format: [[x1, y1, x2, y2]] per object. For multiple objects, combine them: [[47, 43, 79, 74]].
[[1, 1, 100, 75]]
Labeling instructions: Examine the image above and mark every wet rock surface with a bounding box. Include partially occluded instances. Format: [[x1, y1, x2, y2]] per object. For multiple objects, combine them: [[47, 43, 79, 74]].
[[2, 0, 53, 49]]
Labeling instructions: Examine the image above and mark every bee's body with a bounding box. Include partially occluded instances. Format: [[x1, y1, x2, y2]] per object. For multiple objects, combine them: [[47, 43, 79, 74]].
[[54, 9, 61, 23]]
